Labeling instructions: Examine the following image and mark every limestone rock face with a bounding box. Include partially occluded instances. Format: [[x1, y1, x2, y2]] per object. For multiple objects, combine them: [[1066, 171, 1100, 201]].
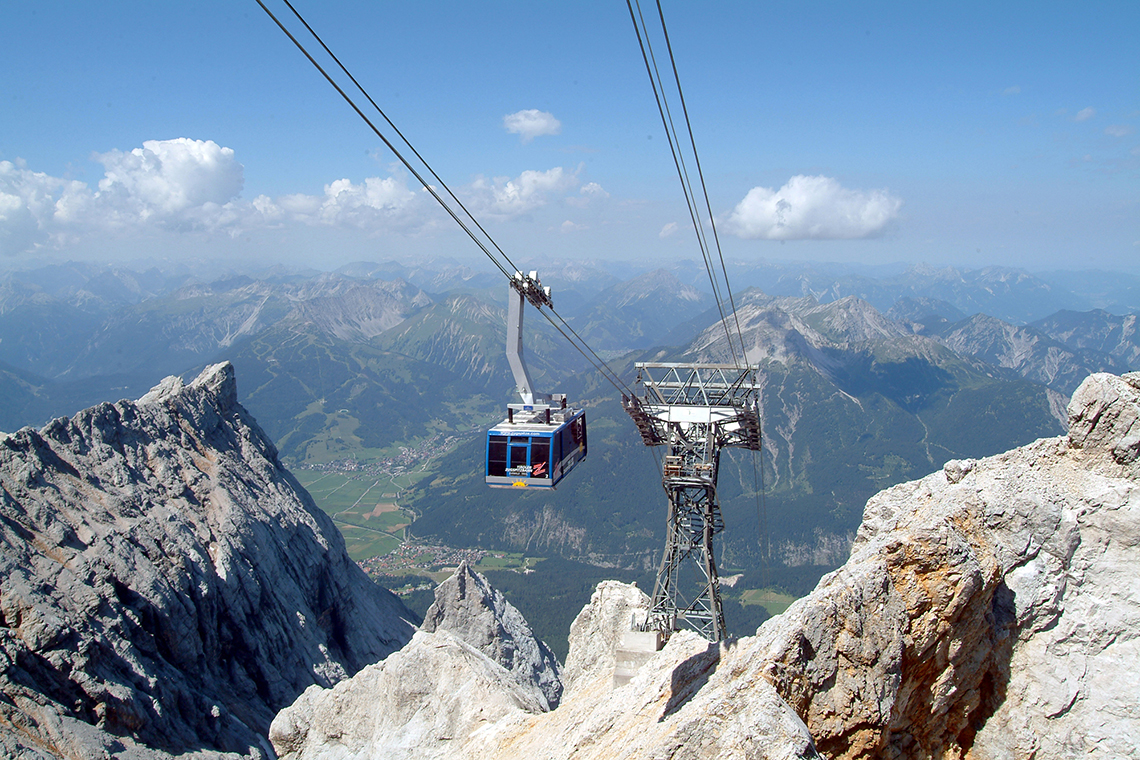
[[1066, 370, 1140, 470], [269, 629, 548, 760], [420, 561, 562, 709], [272, 576, 821, 760], [270, 561, 566, 760], [561, 580, 649, 695], [270, 371, 1140, 760], [0, 363, 416, 759], [752, 370, 1140, 758]]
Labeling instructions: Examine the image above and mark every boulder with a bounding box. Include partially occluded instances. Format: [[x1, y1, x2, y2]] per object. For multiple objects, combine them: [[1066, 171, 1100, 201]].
[[269, 629, 547, 760], [421, 561, 562, 709]]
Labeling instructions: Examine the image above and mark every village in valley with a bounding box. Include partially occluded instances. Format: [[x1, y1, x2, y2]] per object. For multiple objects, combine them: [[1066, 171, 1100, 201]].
[[292, 431, 539, 592]]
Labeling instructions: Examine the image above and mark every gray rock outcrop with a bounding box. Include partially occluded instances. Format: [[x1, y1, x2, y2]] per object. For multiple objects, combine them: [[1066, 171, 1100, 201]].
[[560, 579, 649, 695], [270, 562, 564, 759], [420, 561, 562, 709], [271, 580, 821, 760], [270, 371, 1140, 759], [269, 630, 549, 760], [0, 363, 416, 759]]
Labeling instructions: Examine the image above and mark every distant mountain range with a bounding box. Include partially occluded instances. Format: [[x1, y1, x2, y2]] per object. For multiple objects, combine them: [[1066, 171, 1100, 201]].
[[2, 258, 1138, 590], [407, 289, 1074, 571], [710, 262, 1140, 323]]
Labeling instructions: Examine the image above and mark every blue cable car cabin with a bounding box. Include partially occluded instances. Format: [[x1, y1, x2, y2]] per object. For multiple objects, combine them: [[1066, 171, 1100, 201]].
[[485, 407, 587, 488], [486, 270, 588, 489]]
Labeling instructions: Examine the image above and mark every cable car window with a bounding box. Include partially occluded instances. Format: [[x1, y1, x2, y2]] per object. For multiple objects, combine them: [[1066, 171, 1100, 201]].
[[530, 438, 550, 479], [509, 442, 530, 475], [487, 436, 508, 477], [560, 427, 576, 460], [572, 417, 586, 455]]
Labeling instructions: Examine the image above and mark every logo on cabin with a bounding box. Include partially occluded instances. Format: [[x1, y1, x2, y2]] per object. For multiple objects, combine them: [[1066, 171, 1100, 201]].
[[511, 480, 527, 488]]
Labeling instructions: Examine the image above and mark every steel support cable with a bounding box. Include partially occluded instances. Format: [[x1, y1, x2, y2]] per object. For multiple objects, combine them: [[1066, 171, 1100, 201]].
[[255, 0, 634, 399], [626, 0, 740, 368], [632, 0, 744, 368], [651, 0, 762, 590], [633, 0, 723, 316], [274, 0, 525, 282], [654, 0, 748, 365], [253, 0, 514, 282], [535, 304, 635, 398], [544, 309, 636, 398], [630, 0, 734, 366]]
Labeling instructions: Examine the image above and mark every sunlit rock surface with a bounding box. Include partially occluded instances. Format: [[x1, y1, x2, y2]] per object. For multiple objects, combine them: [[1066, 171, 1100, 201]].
[[0, 363, 416, 759], [270, 562, 563, 759], [421, 561, 562, 709], [271, 372, 1140, 759], [561, 579, 649, 696]]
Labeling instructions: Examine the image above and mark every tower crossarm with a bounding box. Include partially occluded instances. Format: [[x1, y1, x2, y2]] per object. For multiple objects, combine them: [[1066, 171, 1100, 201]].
[[626, 363, 762, 452], [636, 363, 758, 408]]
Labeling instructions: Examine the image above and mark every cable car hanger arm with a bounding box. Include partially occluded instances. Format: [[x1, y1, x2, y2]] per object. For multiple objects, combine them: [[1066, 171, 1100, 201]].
[[507, 271, 554, 407]]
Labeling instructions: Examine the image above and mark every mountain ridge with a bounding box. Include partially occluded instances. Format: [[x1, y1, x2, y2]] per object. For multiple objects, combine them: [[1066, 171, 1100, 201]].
[[0, 362, 416, 758]]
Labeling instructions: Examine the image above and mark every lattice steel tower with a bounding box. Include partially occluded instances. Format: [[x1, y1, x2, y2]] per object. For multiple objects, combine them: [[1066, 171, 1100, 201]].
[[623, 363, 761, 642]]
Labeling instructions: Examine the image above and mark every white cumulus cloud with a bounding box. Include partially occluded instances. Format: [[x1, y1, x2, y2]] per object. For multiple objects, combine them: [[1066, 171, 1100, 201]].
[[503, 109, 562, 143], [0, 139, 434, 255], [299, 176, 419, 228], [659, 222, 680, 238], [566, 181, 609, 209], [1074, 107, 1096, 122], [0, 160, 68, 254], [2, 138, 250, 249], [469, 166, 578, 217], [723, 175, 902, 240], [94, 138, 243, 224], [579, 182, 608, 199], [1105, 124, 1134, 137]]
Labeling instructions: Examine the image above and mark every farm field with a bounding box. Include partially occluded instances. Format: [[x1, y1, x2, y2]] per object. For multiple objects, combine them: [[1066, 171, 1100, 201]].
[[740, 588, 798, 616], [294, 468, 417, 561]]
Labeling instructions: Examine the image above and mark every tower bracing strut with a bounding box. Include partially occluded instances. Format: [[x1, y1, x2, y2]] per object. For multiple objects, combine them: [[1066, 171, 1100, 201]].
[[622, 363, 761, 643]]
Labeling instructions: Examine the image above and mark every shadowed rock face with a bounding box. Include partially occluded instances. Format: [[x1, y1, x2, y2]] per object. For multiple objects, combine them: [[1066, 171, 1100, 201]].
[[270, 371, 1140, 760], [0, 363, 416, 759]]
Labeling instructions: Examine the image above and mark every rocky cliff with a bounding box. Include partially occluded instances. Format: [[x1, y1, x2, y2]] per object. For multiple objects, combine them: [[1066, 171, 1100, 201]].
[[271, 371, 1140, 759], [420, 561, 562, 709], [0, 363, 417, 759], [270, 562, 563, 759]]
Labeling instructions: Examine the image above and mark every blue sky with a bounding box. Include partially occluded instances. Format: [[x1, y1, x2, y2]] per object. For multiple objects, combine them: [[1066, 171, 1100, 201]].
[[2, 1, 1137, 274]]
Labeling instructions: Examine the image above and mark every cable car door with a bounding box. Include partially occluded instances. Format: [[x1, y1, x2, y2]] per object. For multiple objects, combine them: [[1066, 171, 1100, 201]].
[[508, 437, 530, 477]]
